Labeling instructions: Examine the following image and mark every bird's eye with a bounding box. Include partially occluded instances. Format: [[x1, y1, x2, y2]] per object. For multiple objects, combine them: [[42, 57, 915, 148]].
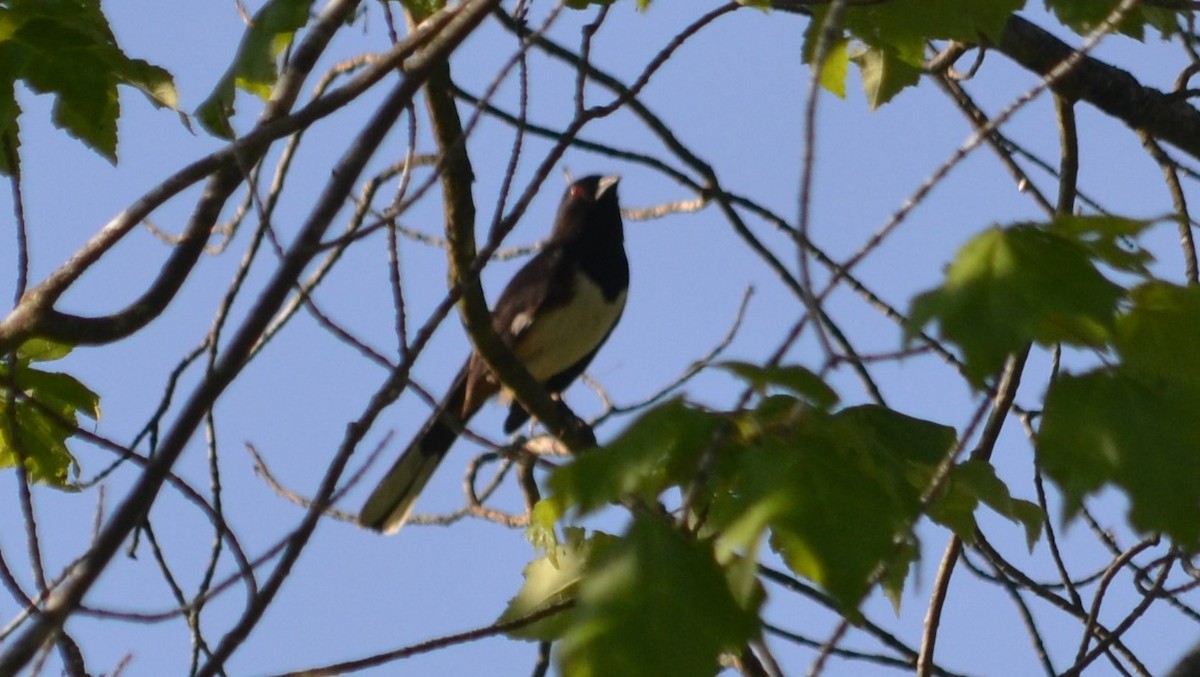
[[569, 184, 588, 200]]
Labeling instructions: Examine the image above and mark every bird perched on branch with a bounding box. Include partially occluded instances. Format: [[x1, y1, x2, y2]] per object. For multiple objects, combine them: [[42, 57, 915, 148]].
[[359, 174, 629, 534]]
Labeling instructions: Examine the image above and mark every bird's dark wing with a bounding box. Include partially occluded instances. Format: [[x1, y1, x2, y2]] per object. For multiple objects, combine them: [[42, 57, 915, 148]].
[[462, 244, 575, 401], [492, 244, 575, 344]]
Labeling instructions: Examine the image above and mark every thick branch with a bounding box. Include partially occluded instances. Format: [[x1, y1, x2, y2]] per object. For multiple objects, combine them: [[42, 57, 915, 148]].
[[996, 15, 1200, 160], [764, 5, 1200, 160]]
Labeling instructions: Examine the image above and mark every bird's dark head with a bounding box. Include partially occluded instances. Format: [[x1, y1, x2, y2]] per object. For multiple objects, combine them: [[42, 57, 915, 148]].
[[551, 174, 622, 242]]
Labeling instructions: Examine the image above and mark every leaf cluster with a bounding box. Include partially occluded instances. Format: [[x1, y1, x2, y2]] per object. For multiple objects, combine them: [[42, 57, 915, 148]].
[[500, 365, 1041, 675], [908, 215, 1200, 549], [804, 0, 1188, 108]]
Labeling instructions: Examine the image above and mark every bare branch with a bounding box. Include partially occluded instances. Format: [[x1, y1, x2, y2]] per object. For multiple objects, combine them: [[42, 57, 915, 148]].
[[267, 601, 574, 677], [0, 1, 495, 670]]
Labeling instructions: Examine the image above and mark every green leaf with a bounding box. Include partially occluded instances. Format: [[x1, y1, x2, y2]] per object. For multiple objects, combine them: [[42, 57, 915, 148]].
[[832, 404, 956, 466], [548, 398, 723, 515], [816, 37, 850, 99], [924, 469, 979, 542], [807, 0, 1021, 71], [526, 496, 566, 554], [558, 516, 759, 677], [850, 44, 922, 109], [722, 548, 766, 620], [196, 0, 315, 138], [805, 0, 1025, 108], [1, 341, 99, 487], [1142, 6, 1183, 38], [0, 377, 83, 487], [1039, 370, 1200, 548], [500, 527, 616, 641], [881, 539, 917, 611], [759, 436, 918, 611], [718, 407, 938, 610], [1115, 282, 1200, 388], [15, 369, 101, 421], [1046, 0, 1170, 39], [15, 337, 73, 363], [1048, 214, 1155, 276], [945, 459, 1043, 549], [0, 0, 177, 170], [800, 14, 843, 65], [400, 0, 445, 19], [843, 0, 1022, 46], [712, 403, 952, 610], [0, 399, 77, 485], [908, 225, 1123, 386], [115, 56, 178, 110], [718, 361, 839, 410]]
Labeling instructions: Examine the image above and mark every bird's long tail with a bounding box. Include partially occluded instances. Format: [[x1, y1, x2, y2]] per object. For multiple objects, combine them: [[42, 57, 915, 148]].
[[359, 366, 474, 533]]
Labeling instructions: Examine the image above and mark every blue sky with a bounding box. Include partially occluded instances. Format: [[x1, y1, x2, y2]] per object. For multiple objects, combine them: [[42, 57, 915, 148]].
[[1, 1, 1197, 675]]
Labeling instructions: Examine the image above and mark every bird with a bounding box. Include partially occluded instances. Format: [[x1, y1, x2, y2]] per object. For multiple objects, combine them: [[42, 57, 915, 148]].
[[359, 174, 629, 534]]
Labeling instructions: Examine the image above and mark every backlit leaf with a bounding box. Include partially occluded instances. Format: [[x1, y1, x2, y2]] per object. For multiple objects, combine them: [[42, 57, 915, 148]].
[[817, 37, 850, 98], [16, 338, 73, 363], [1045, 0, 1180, 39], [718, 361, 839, 410], [943, 459, 1043, 549], [16, 369, 101, 421], [500, 527, 616, 641], [196, 0, 315, 138], [1049, 214, 1155, 276], [908, 225, 1123, 386], [1115, 282, 1200, 388], [558, 516, 759, 677], [1039, 370, 1200, 548], [0, 0, 177, 171], [1, 339, 99, 487], [548, 398, 723, 515], [850, 44, 922, 109], [0, 396, 77, 486]]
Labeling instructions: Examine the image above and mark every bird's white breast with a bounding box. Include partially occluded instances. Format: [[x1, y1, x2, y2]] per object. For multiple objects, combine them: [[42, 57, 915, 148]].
[[510, 270, 626, 382]]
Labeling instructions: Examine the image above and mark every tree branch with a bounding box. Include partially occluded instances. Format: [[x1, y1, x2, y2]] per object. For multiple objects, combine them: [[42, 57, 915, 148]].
[[0, 1, 459, 352], [995, 15, 1200, 160], [0, 1, 494, 671]]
